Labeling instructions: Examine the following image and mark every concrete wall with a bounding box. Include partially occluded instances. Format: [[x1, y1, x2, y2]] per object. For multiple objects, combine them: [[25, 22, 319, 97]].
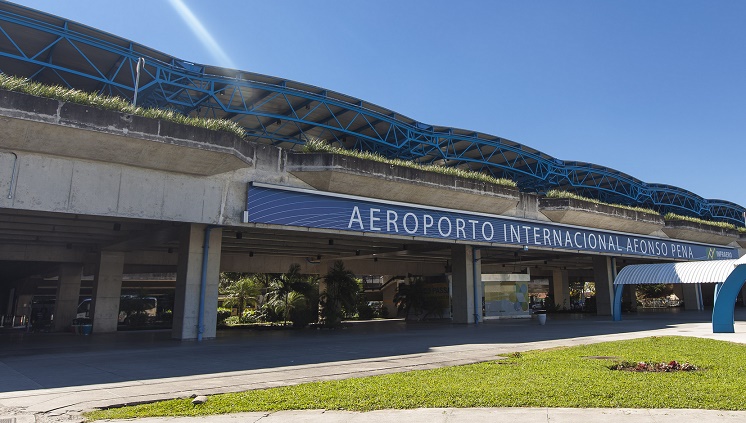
[[0, 150, 290, 226]]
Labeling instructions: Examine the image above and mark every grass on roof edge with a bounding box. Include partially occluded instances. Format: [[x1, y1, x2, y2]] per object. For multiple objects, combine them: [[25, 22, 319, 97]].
[[0, 73, 246, 138], [301, 138, 517, 188]]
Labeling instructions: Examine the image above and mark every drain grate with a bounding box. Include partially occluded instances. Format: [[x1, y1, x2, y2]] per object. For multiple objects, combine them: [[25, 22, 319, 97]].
[[0, 417, 16, 423]]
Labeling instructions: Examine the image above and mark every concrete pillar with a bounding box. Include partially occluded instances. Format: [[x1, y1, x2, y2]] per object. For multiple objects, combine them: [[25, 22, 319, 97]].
[[90, 251, 125, 333], [172, 224, 222, 340], [592, 256, 616, 316], [53, 264, 83, 332], [550, 269, 570, 310], [451, 245, 481, 324], [682, 283, 703, 311], [4, 287, 14, 316]]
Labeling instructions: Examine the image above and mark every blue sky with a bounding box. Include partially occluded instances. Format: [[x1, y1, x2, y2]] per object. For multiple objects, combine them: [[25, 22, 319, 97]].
[[13, 1, 746, 209]]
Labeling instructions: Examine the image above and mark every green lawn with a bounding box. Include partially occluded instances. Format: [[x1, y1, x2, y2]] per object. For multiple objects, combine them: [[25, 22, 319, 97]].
[[85, 336, 746, 420]]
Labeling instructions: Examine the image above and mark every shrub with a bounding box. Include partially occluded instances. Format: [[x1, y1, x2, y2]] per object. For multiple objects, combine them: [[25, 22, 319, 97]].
[[223, 316, 240, 326], [357, 302, 375, 320], [125, 312, 149, 328], [216, 308, 233, 326], [159, 310, 173, 322]]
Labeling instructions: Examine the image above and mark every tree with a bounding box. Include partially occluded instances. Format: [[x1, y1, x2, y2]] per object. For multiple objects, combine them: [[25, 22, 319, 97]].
[[220, 272, 251, 291], [265, 264, 317, 326], [222, 276, 261, 318], [267, 290, 308, 327], [394, 277, 443, 321], [320, 260, 359, 327], [636, 284, 674, 299]]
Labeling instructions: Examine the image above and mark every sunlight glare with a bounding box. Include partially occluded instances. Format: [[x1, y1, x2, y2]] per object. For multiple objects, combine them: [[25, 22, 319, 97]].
[[167, 0, 236, 69]]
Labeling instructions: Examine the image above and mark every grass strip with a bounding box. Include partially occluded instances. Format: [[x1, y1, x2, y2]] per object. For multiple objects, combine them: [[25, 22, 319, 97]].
[[302, 138, 517, 188], [85, 336, 746, 420], [545, 190, 659, 215], [664, 212, 738, 231], [0, 73, 246, 138]]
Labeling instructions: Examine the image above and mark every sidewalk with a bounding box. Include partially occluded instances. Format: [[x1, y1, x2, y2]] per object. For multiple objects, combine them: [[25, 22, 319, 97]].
[[1, 310, 745, 422]]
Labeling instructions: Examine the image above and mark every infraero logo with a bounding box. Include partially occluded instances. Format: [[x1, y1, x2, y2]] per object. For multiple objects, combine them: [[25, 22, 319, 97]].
[[707, 248, 716, 259]]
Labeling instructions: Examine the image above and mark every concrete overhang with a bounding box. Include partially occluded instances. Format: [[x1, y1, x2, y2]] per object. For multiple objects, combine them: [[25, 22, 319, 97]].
[[286, 152, 520, 215], [739, 234, 746, 248], [661, 220, 740, 246], [0, 90, 253, 176], [539, 197, 665, 235]]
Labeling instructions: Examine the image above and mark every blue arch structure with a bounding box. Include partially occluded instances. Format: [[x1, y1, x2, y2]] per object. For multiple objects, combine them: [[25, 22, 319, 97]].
[[613, 263, 746, 332], [0, 2, 744, 225], [712, 265, 746, 333], [613, 286, 624, 322]]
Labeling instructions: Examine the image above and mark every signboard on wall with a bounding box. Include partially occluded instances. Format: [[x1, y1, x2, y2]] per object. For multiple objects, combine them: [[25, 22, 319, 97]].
[[246, 183, 738, 261]]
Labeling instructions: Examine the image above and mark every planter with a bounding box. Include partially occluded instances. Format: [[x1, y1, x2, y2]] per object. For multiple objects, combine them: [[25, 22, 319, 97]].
[[73, 324, 93, 335], [539, 198, 664, 235], [287, 152, 520, 215], [661, 220, 739, 245], [535, 310, 547, 325]]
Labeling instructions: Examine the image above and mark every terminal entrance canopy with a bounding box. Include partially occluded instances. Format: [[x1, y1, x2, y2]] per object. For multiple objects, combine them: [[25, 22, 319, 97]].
[[613, 256, 746, 332]]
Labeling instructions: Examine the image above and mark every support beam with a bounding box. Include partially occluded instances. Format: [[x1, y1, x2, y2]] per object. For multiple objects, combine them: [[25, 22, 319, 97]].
[[172, 224, 222, 340], [550, 269, 570, 310], [713, 265, 746, 333], [53, 263, 82, 332], [451, 245, 481, 324], [682, 283, 703, 311], [592, 256, 616, 316], [90, 251, 125, 333]]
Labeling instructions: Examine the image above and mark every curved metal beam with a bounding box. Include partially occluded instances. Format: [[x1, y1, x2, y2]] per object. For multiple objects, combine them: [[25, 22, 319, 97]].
[[0, 3, 744, 226]]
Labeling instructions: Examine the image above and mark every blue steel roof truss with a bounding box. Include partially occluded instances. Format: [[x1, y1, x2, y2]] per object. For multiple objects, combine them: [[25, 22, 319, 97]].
[[0, 2, 743, 227]]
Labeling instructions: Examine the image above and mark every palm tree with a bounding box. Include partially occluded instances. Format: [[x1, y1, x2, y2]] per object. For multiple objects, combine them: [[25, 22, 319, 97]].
[[265, 264, 317, 326], [320, 260, 359, 327], [223, 276, 261, 318], [393, 277, 444, 321], [267, 290, 307, 326]]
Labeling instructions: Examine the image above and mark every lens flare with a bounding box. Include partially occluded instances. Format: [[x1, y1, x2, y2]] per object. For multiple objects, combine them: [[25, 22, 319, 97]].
[[167, 0, 235, 68]]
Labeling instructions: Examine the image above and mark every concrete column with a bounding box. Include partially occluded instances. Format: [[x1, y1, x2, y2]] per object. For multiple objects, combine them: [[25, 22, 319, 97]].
[[172, 224, 222, 340], [682, 283, 703, 311], [4, 287, 14, 316], [53, 264, 83, 332], [550, 269, 570, 310], [592, 256, 616, 316], [451, 245, 481, 324], [90, 251, 125, 333]]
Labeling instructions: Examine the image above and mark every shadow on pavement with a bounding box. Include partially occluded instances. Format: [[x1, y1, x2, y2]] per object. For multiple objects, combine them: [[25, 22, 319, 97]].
[[0, 308, 740, 392]]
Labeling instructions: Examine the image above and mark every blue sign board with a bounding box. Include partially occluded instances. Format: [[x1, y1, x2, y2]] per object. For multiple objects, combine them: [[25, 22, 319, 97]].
[[247, 183, 738, 261]]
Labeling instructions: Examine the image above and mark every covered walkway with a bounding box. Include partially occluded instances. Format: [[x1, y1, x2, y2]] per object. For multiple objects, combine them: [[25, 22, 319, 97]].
[[613, 256, 746, 332]]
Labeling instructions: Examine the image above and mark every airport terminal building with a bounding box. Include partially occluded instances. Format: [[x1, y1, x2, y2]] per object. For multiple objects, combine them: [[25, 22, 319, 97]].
[[0, 1, 744, 339]]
